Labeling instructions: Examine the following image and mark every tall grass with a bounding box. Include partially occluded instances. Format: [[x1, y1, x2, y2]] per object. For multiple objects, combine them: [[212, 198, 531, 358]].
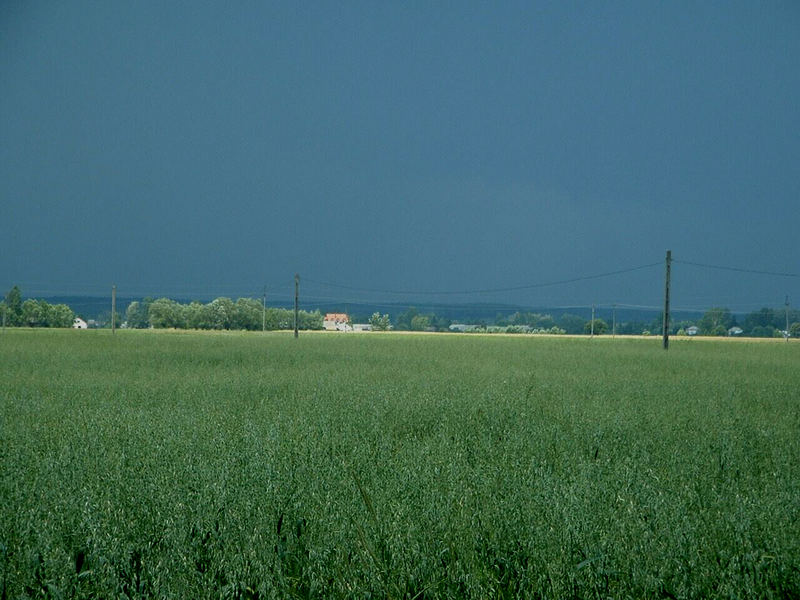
[[1, 329, 798, 598]]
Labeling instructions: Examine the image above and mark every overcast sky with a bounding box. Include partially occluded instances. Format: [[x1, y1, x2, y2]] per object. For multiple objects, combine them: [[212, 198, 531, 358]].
[[2, 2, 798, 312]]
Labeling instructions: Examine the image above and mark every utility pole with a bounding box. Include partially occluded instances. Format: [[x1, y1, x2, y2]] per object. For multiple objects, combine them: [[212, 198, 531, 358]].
[[294, 273, 299, 339], [612, 303, 617, 338], [786, 295, 790, 342], [2, 303, 5, 333], [262, 287, 266, 332], [591, 304, 595, 337], [663, 250, 671, 350], [111, 285, 117, 335]]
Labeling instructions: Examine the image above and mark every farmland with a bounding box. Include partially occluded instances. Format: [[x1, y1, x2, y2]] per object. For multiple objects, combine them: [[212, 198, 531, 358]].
[[1, 330, 799, 598]]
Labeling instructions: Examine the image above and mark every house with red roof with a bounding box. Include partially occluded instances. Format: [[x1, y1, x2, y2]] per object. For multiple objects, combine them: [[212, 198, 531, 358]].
[[323, 313, 350, 331]]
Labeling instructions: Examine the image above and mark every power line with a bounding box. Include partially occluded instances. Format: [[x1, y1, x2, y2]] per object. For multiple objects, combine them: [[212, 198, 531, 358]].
[[303, 262, 662, 296], [8, 257, 796, 314], [4, 280, 294, 297], [674, 260, 800, 278]]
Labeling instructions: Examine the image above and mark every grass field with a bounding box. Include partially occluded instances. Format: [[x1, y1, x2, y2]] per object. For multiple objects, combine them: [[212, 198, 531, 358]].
[[1, 329, 799, 599]]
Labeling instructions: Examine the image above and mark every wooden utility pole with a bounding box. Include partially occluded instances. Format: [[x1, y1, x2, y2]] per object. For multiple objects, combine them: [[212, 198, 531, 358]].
[[294, 274, 299, 339], [612, 303, 617, 338], [111, 285, 117, 335], [262, 287, 266, 332], [663, 250, 671, 350], [786, 295, 790, 343], [591, 304, 595, 337]]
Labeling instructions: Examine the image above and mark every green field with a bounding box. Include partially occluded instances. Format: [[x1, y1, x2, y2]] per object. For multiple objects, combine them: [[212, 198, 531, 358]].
[[1, 330, 799, 598]]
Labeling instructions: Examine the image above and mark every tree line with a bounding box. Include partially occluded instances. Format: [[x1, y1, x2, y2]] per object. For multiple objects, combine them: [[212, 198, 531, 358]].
[[125, 297, 323, 331], [370, 306, 800, 337], [684, 306, 800, 338], [1, 287, 323, 331], [1, 286, 75, 328], [3, 285, 799, 337]]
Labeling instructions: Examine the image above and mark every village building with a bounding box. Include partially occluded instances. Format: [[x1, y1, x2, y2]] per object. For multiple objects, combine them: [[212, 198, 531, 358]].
[[323, 313, 351, 331]]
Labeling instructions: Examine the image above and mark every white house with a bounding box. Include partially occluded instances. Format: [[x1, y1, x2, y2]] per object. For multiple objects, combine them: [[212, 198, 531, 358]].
[[323, 313, 350, 331], [686, 326, 699, 336], [73, 317, 88, 329]]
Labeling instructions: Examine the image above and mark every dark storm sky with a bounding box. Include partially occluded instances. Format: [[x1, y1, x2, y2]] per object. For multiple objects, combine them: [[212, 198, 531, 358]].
[[2, 2, 798, 311]]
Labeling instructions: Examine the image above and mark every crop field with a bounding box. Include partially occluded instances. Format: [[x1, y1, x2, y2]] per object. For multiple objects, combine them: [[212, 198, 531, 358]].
[[1, 330, 799, 599]]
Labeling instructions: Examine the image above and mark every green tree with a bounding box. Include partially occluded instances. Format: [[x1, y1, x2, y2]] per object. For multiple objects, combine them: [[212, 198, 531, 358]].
[[202, 297, 235, 329], [558, 313, 585, 335], [648, 312, 665, 336], [743, 307, 800, 335], [369, 312, 391, 331], [3, 295, 73, 328], [698, 307, 733, 335], [5, 286, 22, 326], [185, 301, 207, 329], [262, 307, 287, 330], [410, 314, 431, 331], [584, 318, 608, 335], [126, 299, 152, 329], [271, 308, 294, 329], [790, 322, 800, 338], [743, 308, 776, 334], [148, 298, 186, 329], [298, 309, 323, 330], [233, 298, 263, 330], [21, 299, 45, 327], [395, 307, 419, 331], [431, 314, 451, 331], [187, 301, 214, 329], [47, 303, 75, 328]]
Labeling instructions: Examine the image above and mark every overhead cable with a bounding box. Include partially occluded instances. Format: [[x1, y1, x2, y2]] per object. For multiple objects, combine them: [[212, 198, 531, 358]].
[[303, 262, 662, 296], [674, 260, 800, 278]]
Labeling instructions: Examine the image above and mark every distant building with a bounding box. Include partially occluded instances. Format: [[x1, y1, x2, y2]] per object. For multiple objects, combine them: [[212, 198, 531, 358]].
[[323, 313, 350, 331], [728, 327, 743, 336], [449, 323, 468, 332], [686, 326, 699, 336], [352, 323, 372, 332], [73, 318, 88, 329]]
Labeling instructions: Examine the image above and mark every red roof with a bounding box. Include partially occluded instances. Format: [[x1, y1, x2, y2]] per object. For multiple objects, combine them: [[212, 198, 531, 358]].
[[324, 313, 349, 322]]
